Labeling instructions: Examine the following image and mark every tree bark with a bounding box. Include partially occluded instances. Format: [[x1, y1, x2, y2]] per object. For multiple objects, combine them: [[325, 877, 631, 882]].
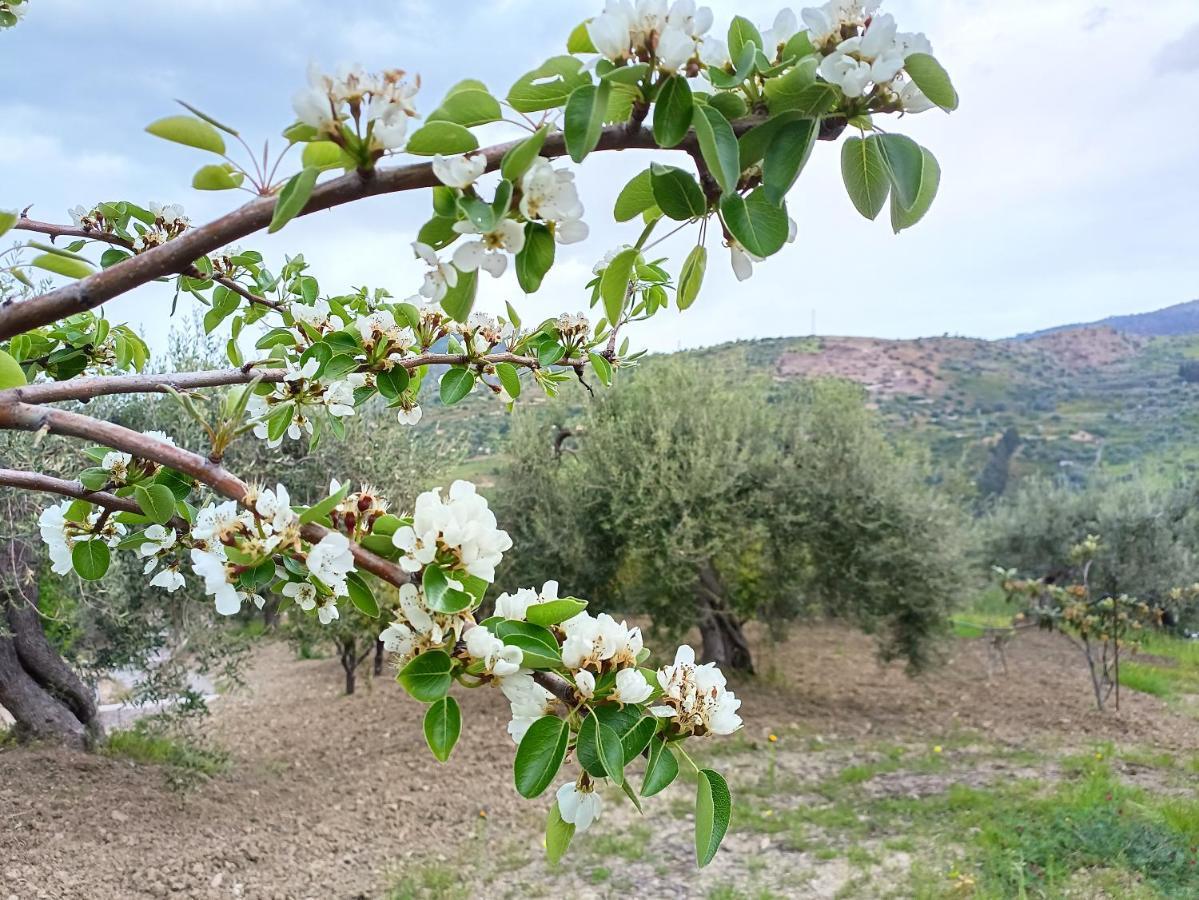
[[261, 596, 281, 632], [0, 539, 103, 747], [695, 563, 754, 674], [339, 640, 357, 696], [373, 639, 385, 677]]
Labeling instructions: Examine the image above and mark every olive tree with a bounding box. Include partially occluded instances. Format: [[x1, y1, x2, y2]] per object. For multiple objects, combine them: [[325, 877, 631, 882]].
[[499, 363, 962, 673], [0, 0, 957, 866]]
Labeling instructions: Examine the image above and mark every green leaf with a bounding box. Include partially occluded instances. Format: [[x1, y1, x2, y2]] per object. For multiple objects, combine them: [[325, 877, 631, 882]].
[[301, 141, 344, 170], [422, 563, 468, 615], [546, 800, 576, 865], [620, 716, 657, 764], [405, 122, 479, 156], [890, 147, 941, 233], [523, 597, 586, 627], [762, 118, 818, 205], [876, 133, 925, 211], [71, 540, 110, 582], [495, 362, 522, 399], [134, 484, 176, 525], [564, 82, 611, 163], [762, 57, 818, 112], [423, 696, 462, 763], [576, 712, 611, 780], [599, 247, 639, 326], [642, 736, 679, 797], [692, 105, 740, 196], [31, 254, 94, 280], [501, 126, 548, 182], [145, 116, 226, 154], [650, 163, 706, 221], [0, 209, 17, 239], [398, 649, 453, 702], [841, 136, 890, 220], [508, 56, 591, 113], [614, 169, 656, 222], [904, 53, 959, 111], [299, 479, 350, 525], [439, 367, 475, 406], [653, 75, 693, 148], [707, 91, 748, 121], [269, 167, 319, 234], [516, 222, 556, 294], [0, 349, 27, 389], [720, 189, 790, 257], [727, 15, 763, 59], [495, 620, 562, 669], [375, 366, 411, 400], [588, 352, 613, 387], [695, 769, 731, 867], [440, 266, 478, 322], [677, 245, 707, 310], [567, 20, 598, 53], [416, 215, 459, 251], [514, 715, 569, 798], [345, 571, 379, 618], [427, 89, 502, 128], [598, 722, 626, 786], [191, 164, 244, 191]]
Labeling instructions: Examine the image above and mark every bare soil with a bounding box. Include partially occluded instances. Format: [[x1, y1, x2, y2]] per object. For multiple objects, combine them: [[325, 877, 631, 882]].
[[1, 625, 1195, 899]]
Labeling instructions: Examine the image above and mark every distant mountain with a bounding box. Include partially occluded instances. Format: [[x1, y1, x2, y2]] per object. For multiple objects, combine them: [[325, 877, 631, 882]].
[[1015, 299, 1199, 339]]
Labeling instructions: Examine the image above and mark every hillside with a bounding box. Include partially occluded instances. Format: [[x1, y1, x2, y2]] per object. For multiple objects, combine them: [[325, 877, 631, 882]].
[[1016, 298, 1199, 339]]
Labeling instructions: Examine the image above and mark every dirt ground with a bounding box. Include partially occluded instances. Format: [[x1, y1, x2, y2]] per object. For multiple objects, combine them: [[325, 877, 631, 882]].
[[1, 624, 1197, 900]]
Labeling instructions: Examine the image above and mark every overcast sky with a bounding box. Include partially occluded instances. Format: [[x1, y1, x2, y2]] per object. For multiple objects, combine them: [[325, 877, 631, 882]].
[[4, 0, 1197, 353]]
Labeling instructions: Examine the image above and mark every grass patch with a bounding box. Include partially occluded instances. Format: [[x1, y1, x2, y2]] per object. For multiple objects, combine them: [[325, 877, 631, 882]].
[[103, 724, 228, 789], [387, 862, 467, 900], [1119, 661, 1175, 698]]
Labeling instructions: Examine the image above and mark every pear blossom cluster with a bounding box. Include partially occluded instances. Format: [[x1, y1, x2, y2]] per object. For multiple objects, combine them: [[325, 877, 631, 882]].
[[379, 581, 473, 663], [650, 644, 743, 736], [132, 203, 190, 252], [589, 0, 715, 73], [38, 500, 127, 576], [246, 360, 366, 448], [292, 64, 420, 153], [390, 480, 513, 582], [138, 524, 186, 593]]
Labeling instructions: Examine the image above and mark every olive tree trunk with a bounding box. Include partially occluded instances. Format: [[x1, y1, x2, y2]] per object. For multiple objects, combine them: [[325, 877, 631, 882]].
[[696, 563, 754, 673], [0, 539, 103, 749]]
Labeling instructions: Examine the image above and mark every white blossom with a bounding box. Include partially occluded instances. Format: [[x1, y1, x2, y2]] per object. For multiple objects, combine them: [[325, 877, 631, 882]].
[[283, 580, 318, 610], [519, 159, 588, 245], [38, 502, 74, 576], [494, 580, 560, 621], [465, 625, 523, 678], [317, 599, 340, 625], [396, 404, 423, 426], [650, 644, 742, 736], [451, 218, 526, 278], [254, 483, 299, 536], [556, 781, 603, 832], [391, 480, 512, 582], [760, 8, 800, 55], [896, 78, 935, 113], [294, 299, 335, 332], [306, 531, 356, 596], [432, 153, 486, 189], [149, 568, 186, 593], [574, 669, 596, 699], [413, 241, 459, 302], [191, 547, 242, 616], [560, 611, 643, 671], [501, 672, 555, 744], [612, 667, 654, 705], [136, 524, 176, 559], [101, 450, 132, 483]]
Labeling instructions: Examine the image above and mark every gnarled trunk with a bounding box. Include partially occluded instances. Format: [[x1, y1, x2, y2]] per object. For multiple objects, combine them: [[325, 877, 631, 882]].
[[373, 639, 385, 676], [696, 562, 754, 673], [0, 539, 103, 748]]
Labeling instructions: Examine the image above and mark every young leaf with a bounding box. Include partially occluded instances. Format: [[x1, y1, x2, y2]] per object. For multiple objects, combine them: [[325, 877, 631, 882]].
[[876, 133, 925, 211], [0, 209, 17, 239], [31, 254, 94, 280], [501, 125, 548, 182], [677, 245, 707, 310], [642, 738, 681, 795], [398, 649, 453, 702], [298, 479, 350, 525], [145, 116, 226, 154], [516, 222, 556, 293], [440, 266, 478, 322], [564, 82, 611, 163], [345, 571, 379, 618], [427, 89, 502, 128], [134, 484, 176, 525], [439, 367, 475, 406], [692, 105, 741, 195], [301, 141, 344, 170], [614, 168, 656, 222], [598, 721, 626, 787], [0, 349, 28, 389], [71, 540, 111, 582], [650, 164, 706, 221], [567, 20, 598, 53], [653, 75, 693, 148], [695, 768, 732, 867], [720, 189, 790, 258], [727, 15, 764, 58], [495, 361, 522, 399], [514, 715, 570, 798], [269, 167, 319, 234], [904, 53, 959, 111], [762, 118, 817, 205], [840, 135, 889, 220], [588, 352, 613, 387], [545, 800, 576, 865], [406, 122, 480, 156], [423, 696, 462, 762], [523, 597, 586, 627], [890, 147, 941, 233], [599, 247, 639, 326], [508, 56, 591, 113]]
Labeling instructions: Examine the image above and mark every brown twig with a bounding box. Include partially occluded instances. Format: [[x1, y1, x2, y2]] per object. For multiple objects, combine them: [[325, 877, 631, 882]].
[[0, 468, 190, 532]]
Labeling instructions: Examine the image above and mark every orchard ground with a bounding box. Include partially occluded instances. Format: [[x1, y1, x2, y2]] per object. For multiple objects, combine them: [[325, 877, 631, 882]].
[[3, 621, 1199, 900]]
